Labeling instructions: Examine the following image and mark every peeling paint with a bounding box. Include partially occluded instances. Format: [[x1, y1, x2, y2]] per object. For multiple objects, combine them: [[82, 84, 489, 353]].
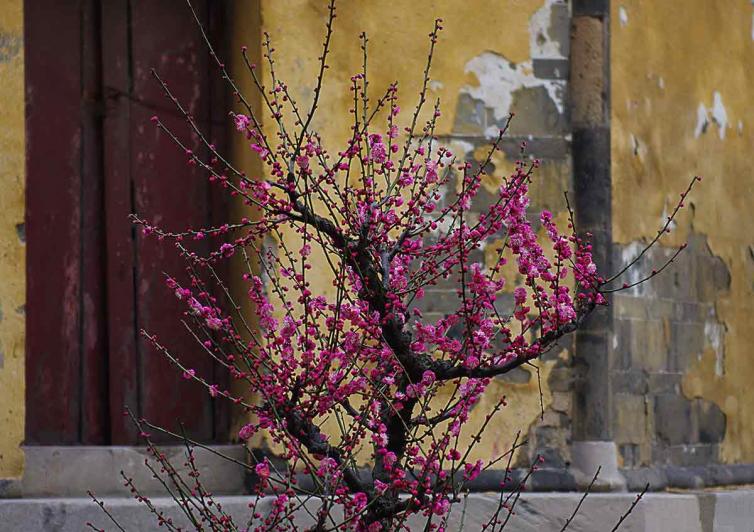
[[0, 32, 20, 63], [694, 103, 709, 138], [619, 7, 629, 27], [612, 0, 754, 464], [529, 0, 569, 59], [710, 91, 728, 140], [461, 52, 565, 137], [694, 91, 729, 140], [704, 320, 725, 376], [619, 241, 650, 297]]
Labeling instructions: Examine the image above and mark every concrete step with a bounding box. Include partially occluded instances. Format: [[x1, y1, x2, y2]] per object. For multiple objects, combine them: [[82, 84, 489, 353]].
[[1, 490, 753, 531]]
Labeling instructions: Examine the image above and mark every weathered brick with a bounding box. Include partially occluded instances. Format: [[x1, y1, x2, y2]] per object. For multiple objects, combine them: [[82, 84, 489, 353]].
[[613, 294, 649, 320], [668, 321, 705, 371], [614, 393, 647, 444], [496, 366, 531, 384], [657, 444, 720, 467], [647, 372, 682, 394], [692, 398, 726, 444], [506, 86, 568, 137], [550, 391, 571, 414], [612, 318, 632, 370], [532, 58, 569, 80], [416, 289, 457, 315], [548, 367, 575, 392], [646, 298, 675, 320], [654, 394, 693, 446], [452, 93, 486, 136], [673, 301, 703, 323], [612, 369, 648, 395], [630, 318, 670, 372], [619, 443, 640, 468]]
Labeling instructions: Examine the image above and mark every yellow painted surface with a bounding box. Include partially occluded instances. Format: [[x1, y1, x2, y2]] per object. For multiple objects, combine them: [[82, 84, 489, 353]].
[[259, 0, 540, 141], [228, 0, 564, 462], [0, 0, 25, 478], [611, 1, 754, 462]]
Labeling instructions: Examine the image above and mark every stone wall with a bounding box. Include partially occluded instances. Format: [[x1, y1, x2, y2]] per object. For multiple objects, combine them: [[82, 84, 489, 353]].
[[2, 0, 754, 490], [250, 0, 578, 469], [611, 0, 754, 470]]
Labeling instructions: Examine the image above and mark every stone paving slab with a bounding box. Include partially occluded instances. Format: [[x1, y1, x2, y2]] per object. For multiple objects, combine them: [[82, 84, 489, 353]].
[[1, 490, 753, 531]]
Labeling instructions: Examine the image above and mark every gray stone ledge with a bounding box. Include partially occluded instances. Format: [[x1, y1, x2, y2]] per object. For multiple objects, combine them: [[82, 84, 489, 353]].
[[0, 445, 248, 498], [2, 491, 754, 531], [6, 445, 754, 500], [623, 463, 754, 491]]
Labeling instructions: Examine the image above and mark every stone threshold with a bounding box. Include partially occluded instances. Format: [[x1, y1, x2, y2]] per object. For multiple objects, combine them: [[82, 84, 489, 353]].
[[1, 491, 753, 531], [4, 445, 754, 499], [0, 445, 248, 498]]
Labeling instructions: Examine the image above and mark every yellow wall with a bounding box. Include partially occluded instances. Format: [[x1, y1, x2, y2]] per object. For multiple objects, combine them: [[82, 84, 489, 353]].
[[6, 0, 748, 479], [243, 0, 570, 464], [611, 0, 754, 462], [0, 0, 25, 478]]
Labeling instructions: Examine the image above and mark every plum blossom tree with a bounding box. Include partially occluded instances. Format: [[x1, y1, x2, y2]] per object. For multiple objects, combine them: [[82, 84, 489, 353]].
[[89, 2, 698, 530]]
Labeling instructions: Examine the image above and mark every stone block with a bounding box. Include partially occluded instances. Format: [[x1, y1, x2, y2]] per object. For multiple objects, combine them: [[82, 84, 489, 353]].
[[11, 445, 248, 497], [452, 93, 487, 136], [654, 394, 692, 446], [668, 321, 705, 371], [663, 444, 720, 467], [647, 372, 682, 395], [630, 319, 670, 372], [0, 491, 729, 532], [415, 288, 458, 315], [692, 398, 726, 444], [614, 393, 647, 444], [548, 367, 575, 392], [550, 391, 571, 414], [612, 318, 633, 370], [612, 369, 648, 395], [619, 443, 640, 468], [506, 86, 568, 137], [674, 301, 703, 322]]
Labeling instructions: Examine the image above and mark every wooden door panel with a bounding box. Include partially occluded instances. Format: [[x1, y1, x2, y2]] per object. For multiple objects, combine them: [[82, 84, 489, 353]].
[[25, 0, 230, 445]]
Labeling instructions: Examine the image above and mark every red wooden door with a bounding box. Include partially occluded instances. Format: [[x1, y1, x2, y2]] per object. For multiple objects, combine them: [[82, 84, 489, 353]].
[[25, 0, 230, 445]]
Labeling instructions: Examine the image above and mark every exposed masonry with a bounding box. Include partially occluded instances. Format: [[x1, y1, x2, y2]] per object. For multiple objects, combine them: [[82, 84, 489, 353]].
[[414, 0, 576, 471], [611, 233, 730, 469], [412, 159, 575, 471]]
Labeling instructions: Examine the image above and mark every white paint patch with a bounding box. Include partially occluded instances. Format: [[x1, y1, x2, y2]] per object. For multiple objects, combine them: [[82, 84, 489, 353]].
[[658, 76, 665, 90], [529, 0, 567, 59], [429, 80, 444, 92], [710, 91, 728, 140], [619, 6, 629, 27], [660, 199, 677, 232], [629, 133, 645, 160], [695, 92, 729, 140], [450, 139, 475, 157], [461, 52, 565, 138], [694, 103, 709, 138], [704, 320, 725, 376], [620, 241, 651, 296]]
